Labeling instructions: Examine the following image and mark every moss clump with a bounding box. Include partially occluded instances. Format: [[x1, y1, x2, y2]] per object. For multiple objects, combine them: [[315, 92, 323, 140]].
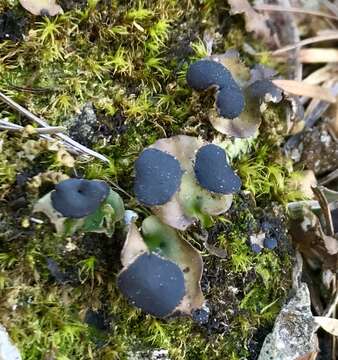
[[0, 1, 294, 359]]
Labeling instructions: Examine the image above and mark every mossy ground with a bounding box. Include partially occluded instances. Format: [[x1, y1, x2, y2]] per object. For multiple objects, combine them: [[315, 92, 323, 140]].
[[0, 1, 299, 359]]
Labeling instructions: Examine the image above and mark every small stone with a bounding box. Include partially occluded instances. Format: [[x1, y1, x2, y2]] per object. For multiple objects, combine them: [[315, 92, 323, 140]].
[[0, 325, 21, 360], [67, 103, 99, 147]]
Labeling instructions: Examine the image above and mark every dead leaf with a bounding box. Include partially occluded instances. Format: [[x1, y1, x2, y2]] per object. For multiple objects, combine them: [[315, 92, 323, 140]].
[[272, 80, 337, 103], [314, 316, 338, 336], [289, 203, 338, 269], [299, 48, 338, 63], [19, 0, 63, 16], [296, 352, 318, 360], [228, 0, 273, 46]]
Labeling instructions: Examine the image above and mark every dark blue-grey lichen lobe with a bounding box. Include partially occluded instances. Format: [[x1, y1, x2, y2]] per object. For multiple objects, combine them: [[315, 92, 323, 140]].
[[186, 59, 245, 119], [117, 253, 185, 318], [134, 148, 183, 206], [216, 85, 245, 119], [194, 144, 241, 194], [247, 79, 283, 103], [186, 59, 232, 90], [51, 178, 110, 218], [331, 208, 338, 234]]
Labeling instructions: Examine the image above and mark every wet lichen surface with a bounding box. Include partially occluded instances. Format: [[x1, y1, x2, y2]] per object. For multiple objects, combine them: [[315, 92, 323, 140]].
[[0, 1, 299, 359]]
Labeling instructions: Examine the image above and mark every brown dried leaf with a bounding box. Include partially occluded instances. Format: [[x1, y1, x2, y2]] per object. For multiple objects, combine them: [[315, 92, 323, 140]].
[[314, 316, 338, 336], [228, 0, 273, 46], [272, 33, 338, 55], [272, 80, 337, 103], [299, 48, 338, 63], [296, 353, 318, 360], [289, 205, 338, 269], [19, 0, 63, 16], [120, 223, 148, 267]]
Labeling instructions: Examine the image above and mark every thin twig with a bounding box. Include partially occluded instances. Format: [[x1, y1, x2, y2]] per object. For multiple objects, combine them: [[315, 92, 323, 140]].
[[312, 186, 335, 236], [272, 33, 338, 55], [0, 119, 66, 134], [320, 168, 338, 186], [0, 91, 109, 163], [254, 4, 338, 21]]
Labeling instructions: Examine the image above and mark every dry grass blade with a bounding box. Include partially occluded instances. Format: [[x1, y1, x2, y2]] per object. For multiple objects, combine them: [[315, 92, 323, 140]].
[[303, 65, 335, 85], [320, 168, 338, 185], [299, 49, 338, 63], [0, 91, 109, 163], [272, 33, 338, 55], [254, 4, 338, 21], [272, 80, 337, 103], [312, 186, 335, 236]]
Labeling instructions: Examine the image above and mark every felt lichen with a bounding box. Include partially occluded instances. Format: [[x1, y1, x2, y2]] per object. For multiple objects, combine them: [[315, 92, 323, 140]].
[[134, 135, 239, 230], [34, 178, 125, 236], [118, 215, 204, 318]]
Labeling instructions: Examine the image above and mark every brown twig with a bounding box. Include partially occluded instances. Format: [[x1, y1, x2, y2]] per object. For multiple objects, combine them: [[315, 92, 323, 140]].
[[272, 33, 338, 55], [312, 186, 335, 236]]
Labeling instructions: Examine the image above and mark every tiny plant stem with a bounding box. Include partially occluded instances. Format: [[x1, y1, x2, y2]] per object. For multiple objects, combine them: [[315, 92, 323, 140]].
[[254, 4, 338, 21], [0, 120, 66, 134], [312, 186, 335, 236], [0, 91, 109, 163]]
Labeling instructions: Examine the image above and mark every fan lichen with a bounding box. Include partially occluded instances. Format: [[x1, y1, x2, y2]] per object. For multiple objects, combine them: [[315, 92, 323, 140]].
[[0, 1, 298, 359]]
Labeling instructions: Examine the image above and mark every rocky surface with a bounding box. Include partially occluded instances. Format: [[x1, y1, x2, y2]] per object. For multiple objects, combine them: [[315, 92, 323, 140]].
[[258, 283, 317, 360], [0, 325, 21, 360]]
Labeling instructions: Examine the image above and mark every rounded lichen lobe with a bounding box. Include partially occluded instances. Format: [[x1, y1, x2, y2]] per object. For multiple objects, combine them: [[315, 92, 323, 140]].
[[194, 144, 241, 194], [51, 178, 109, 218], [331, 208, 338, 234], [117, 252, 185, 318], [186, 59, 232, 90], [187, 59, 245, 119], [216, 85, 245, 119], [134, 148, 183, 206]]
